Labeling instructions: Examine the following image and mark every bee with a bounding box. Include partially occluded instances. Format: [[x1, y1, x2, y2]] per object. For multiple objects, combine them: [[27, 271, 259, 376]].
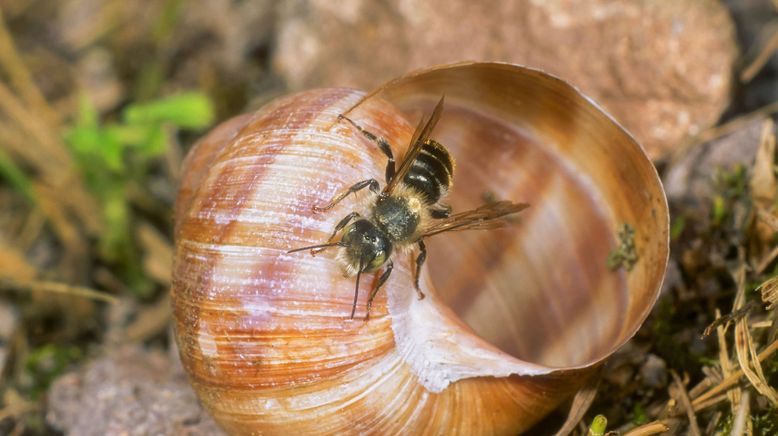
[[288, 97, 528, 319]]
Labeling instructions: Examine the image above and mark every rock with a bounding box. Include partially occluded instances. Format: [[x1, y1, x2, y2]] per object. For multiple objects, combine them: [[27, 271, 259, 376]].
[[46, 345, 224, 436], [639, 354, 668, 389], [273, 0, 737, 159], [663, 117, 765, 213]]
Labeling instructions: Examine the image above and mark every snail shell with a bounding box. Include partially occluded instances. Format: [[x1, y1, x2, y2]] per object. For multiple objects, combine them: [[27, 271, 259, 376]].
[[172, 62, 668, 434]]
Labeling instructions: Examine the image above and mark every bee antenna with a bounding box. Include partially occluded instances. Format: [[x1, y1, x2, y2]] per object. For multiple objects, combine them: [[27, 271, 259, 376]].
[[351, 257, 366, 319], [287, 241, 343, 254]]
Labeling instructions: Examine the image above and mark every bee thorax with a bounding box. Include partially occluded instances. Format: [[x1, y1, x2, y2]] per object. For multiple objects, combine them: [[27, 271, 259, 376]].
[[373, 195, 422, 242]]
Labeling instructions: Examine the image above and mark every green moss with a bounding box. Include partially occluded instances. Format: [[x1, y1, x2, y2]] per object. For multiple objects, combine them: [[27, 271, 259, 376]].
[[607, 223, 638, 272], [22, 344, 82, 399], [631, 403, 648, 426]]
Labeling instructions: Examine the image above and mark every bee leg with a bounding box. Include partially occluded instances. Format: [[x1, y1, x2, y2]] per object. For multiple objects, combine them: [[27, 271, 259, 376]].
[[311, 212, 360, 255], [430, 204, 452, 219], [313, 179, 380, 212], [339, 115, 396, 184], [365, 261, 393, 320], [413, 240, 427, 300]]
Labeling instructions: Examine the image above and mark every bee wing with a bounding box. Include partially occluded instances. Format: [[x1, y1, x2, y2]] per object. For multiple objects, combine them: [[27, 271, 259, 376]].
[[383, 96, 445, 195], [418, 201, 529, 238]]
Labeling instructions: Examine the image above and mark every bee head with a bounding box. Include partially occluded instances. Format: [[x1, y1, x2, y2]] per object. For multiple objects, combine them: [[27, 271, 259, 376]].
[[341, 219, 392, 273]]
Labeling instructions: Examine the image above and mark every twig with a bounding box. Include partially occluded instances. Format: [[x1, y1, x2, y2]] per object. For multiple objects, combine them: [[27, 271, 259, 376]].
[[670, 371, 700, 436], [622, 421, 670, 436]]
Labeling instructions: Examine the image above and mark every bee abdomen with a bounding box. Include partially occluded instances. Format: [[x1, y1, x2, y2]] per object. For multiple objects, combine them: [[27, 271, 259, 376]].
[[403, 140, 454, 204]]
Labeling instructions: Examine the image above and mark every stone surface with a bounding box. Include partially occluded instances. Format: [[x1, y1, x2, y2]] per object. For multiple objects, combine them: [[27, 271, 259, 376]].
[[46, 345, 224, 436], [664, 118, 765, 213], [273, 0, 737, 158], [639, 354, 668, 389]]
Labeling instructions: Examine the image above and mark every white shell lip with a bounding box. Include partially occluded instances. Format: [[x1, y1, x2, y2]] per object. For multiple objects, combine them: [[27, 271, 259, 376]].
[[389, 273, 553, 393]]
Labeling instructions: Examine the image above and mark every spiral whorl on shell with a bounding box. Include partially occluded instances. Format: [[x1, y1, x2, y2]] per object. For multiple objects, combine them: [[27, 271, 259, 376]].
[[172, 63, 669, 435]]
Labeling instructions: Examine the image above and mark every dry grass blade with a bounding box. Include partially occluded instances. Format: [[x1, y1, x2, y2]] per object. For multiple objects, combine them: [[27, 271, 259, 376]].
[[732, 266, 778, 406], [670, 371, 700, 436], [756, 208, 778, 232], [692, 392, 729, 411], [0, 244, 37, 281], [716, 307, 741, 414], [734, 317, 778, 405], [740, 21, 778, 83], [755, 244, 778, 274], [730, 390, 751, 436], [0, 8, 59, 126], [0, 81, 70, 166], [553, 373, 600, 436], [750, 120, 777, 204], [0, 278, 118, 304], [672, 101, 778, 164], [758, 276, 778, 310], [0, 82, 101, 241], [691, 336, 778, 409], [138, 222, 173, 284], [701, 302, 756, 337], [122, 294, 171, 342], [0, 389, 38, 424], [622, 421, 670, 436], [0, 399, 37, 423]]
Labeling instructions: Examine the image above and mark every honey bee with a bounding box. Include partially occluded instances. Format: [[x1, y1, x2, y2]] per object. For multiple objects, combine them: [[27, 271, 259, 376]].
[[289, 97, 528, 319]]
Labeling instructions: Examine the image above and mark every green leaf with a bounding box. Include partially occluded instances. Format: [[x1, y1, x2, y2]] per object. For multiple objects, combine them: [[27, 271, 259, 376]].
[[138, 124, 167, 156], [64, 96, 126, 174], [123, 92, 214, 129]]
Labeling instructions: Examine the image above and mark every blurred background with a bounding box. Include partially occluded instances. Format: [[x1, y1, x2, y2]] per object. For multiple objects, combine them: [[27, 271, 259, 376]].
[[0, 0, 777, 434]]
